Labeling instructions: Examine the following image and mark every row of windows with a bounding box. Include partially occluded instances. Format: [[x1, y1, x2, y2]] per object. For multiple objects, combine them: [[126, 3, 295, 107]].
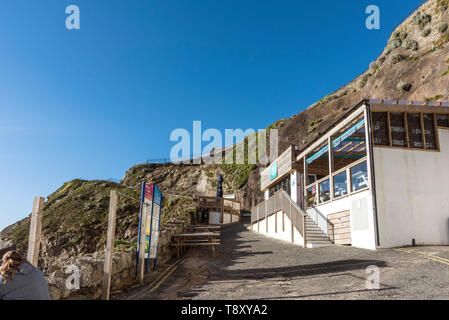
[[269, 175, 291, 198], [306, 160, 368, 207], [302, 111, 449, 208], [305, 115, 369, 208], [372, 112, 449, 150]]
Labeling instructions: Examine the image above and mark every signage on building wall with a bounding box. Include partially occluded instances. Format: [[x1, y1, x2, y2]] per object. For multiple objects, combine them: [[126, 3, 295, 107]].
[[270, 162, 278, 181], [261, 146, 294, 191]]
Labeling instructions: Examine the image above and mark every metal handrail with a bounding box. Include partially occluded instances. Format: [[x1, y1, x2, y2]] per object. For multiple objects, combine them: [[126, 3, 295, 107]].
[[251, 190, 306, 243]]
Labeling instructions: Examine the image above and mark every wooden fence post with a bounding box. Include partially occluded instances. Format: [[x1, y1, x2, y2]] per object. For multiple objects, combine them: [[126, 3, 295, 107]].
[[221, 198, 224, 224], [274, 196, 277, 233], [27, 197, 44, 266], [265, 201, 268, 233], [290, 202, 294, 244], [137, 201, 149, 284], [303, 214, 307, 248], [257, 207, 260, 232], [102, 190, 118, 300]]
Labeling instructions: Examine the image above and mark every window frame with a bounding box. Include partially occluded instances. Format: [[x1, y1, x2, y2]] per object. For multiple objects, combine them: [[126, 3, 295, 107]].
[[389, 111, 408, 148], [304, 114, 370, 209], [350, 160, 369, 193], [436, 113, 449, 129], [370, 111, 442, 152], [306, 157, 368, 208]]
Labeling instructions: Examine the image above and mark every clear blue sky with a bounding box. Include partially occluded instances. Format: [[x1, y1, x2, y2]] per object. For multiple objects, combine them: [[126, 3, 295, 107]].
[[0, 0, 424, 229]]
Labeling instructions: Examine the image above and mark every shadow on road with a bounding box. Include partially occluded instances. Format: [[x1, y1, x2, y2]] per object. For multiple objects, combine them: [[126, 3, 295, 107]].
[[210, 258, 388, 280], [170, 217, 391, 299]]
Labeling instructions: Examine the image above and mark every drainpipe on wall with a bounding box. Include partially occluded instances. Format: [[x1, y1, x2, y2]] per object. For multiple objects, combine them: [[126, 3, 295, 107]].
[[364, 101, 381, 247]]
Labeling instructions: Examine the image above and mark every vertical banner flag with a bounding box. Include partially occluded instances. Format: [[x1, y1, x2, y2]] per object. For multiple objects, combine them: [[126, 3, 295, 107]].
[[149, 184, 162, 259], [143, 183, 154, 259], [137, 182, 163, 274]]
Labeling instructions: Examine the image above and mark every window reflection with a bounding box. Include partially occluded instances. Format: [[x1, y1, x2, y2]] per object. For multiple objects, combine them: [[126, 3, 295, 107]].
[[333, 118, 367, 172], [307, 186, 317, 207], [333, 171, 348, 198], [303, 115, 370, 208], [351, 161, 368, 192], [319, 179, 330, 203], [269, 175, 291, 198]]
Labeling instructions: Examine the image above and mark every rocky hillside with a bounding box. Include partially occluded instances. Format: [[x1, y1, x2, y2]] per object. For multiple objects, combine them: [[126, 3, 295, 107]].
[[242, 0, 449, 204], [1, 0, 448, 299], [280, 0, 449, 150], [0, 161, 256, 298]]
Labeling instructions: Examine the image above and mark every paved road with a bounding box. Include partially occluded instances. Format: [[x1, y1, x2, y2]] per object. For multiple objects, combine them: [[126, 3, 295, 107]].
[[117, 218, 449, 300]]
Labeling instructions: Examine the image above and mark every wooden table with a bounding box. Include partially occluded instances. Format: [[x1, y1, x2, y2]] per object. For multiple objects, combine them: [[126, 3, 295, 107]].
[[172, 232, 220, 257], [185, 225, 221, 232]]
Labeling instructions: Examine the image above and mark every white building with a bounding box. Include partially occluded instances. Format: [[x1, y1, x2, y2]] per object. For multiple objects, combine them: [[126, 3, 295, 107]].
[[251, 99, 449, 250]]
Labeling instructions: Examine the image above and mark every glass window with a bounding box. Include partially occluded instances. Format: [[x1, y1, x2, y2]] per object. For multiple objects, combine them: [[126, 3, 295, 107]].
[[307, 174, 317, 186], [407, 113, 424, 149], [269, 175, 291, 197], [423, 114, 437, 150], [306, 142, 329, 187], [333, 171, 348, 198], [332, 117, 367, 172], [372, 112, 389, 146], [390, 113, 407, 147], [436, 114, 449, 128], [306, 185, 317, 207], [351, 161, 368, 192], [319, 179, 331, 203]]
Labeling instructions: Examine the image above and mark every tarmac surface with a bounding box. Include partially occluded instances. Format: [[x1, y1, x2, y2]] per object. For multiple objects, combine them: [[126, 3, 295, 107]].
[[115, 218, 449, 300]]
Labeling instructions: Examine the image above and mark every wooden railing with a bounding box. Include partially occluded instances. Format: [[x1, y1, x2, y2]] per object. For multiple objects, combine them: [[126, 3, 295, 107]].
[[196, 196, 241, 222], [197, 196, 223, 211], [223, 198, 241, 215], [251, 190, 306, 246]]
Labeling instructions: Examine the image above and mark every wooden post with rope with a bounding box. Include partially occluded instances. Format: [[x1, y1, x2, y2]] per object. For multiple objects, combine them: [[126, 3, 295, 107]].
[[101, 190, 118, 300], [27, 197, 45, 266]]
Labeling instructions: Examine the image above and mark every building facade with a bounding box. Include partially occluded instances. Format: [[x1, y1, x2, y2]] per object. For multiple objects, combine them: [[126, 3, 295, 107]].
[[251, 99, 449, 250]]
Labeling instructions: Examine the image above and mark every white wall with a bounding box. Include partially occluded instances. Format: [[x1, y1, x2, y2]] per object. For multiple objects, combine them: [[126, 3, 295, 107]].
[[251, 211, 304, 247], [223, 213, 231, 224], [209, 212, 221, 225], [306, 190, 377, 250], [373, 129, 449, 247], [290, 171, 298, 203], [223, 213, 239, 224]]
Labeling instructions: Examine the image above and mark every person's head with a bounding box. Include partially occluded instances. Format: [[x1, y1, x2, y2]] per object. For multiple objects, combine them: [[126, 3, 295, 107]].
[[0, 251, 27, 281]]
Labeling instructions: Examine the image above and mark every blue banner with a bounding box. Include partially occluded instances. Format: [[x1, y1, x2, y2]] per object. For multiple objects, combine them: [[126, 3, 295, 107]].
[[270, 162, 278, 181]]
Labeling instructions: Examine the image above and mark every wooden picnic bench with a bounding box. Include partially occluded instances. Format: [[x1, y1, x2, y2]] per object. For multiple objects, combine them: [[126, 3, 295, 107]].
[[172, 231, 220, 257], [185, 225, 221, 232]]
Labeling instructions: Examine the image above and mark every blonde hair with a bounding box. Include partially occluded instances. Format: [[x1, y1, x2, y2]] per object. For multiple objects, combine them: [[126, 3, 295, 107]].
[[0, 251, 27, 281]]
